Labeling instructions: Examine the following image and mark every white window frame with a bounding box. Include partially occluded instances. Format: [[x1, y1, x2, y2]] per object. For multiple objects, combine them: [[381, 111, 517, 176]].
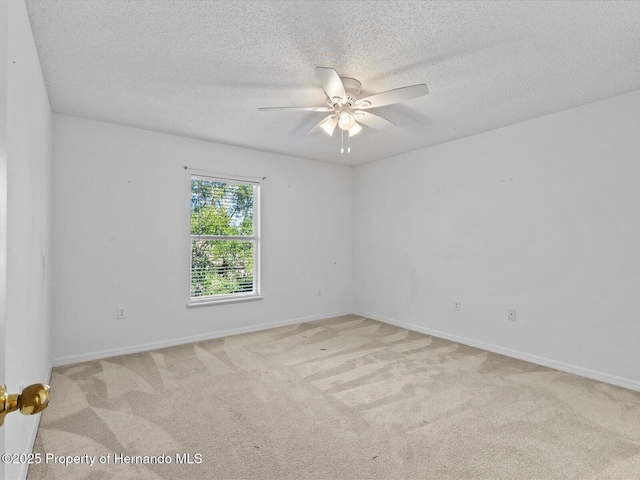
[[188, 173, 261, 307]]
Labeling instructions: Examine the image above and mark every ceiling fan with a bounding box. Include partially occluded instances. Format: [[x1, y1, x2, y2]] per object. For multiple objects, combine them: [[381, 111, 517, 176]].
[[259, 67, 428, 153]]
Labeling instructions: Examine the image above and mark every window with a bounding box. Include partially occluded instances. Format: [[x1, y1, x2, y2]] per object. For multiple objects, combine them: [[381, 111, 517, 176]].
[[190, 174, 260, 304]]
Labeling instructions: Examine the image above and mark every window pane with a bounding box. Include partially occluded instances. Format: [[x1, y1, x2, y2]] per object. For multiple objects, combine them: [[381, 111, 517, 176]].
[[191, 179, 254, 236], [191, 239, 254, 297]]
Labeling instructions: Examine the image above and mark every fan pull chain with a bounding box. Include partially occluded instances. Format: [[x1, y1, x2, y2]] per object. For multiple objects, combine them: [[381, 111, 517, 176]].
[[339, 130, 353, 154]]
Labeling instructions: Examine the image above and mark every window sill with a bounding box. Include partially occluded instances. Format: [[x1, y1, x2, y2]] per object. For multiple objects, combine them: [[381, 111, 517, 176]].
[[187, 295, 263, 308]]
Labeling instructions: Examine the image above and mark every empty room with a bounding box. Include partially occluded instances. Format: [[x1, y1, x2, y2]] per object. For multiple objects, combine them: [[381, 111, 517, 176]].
[[1, 0, 640, 479]]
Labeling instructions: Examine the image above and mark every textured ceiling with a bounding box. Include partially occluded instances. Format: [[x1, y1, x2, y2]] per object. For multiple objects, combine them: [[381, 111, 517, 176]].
[[25, 0, 640, 166]]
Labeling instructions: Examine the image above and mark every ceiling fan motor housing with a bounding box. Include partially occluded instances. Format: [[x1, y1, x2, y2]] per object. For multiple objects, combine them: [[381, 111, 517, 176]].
[[340, 77, 361, 105]]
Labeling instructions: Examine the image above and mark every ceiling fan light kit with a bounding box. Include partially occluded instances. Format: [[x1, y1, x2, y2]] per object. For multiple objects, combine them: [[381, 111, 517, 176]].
[[259, 67, 428, 154], [338, 110, 356, 130], [320, 116, 337, 136]]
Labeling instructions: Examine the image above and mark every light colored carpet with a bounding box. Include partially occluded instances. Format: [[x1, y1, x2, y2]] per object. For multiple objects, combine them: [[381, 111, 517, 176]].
[[28, 315, 640, 479]]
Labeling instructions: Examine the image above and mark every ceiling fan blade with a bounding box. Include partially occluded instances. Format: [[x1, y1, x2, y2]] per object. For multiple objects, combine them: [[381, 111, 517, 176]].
[[259, 106, 333, 112], [355, 84, 429, 109], [316, 67, 347, 102], [353, 111, 396, 130], [308, 115, 337, 135]]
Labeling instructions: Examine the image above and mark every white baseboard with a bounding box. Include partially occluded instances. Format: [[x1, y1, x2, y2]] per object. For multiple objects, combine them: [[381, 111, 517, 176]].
[[53, 311, 353, 367], [20, 362, 53, 480], [355, 310, 640, 393], [17, 420, 41, 480]]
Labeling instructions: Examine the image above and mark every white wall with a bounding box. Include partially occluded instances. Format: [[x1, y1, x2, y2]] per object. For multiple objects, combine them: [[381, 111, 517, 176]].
[[52, 114, 353, 363], [354, 89, 640, 390], [3, 1, 53, 478]]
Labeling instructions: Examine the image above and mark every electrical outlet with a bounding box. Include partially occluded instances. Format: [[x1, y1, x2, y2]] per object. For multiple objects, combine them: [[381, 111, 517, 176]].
[[454, 300, 461, 311], [508, 309, 516, 321], [117, 307, 126, 319]]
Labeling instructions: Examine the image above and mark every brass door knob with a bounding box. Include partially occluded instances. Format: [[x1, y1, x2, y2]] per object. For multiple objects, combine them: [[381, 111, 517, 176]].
[[18, 383, 50, 415], [0, 383, 50, 426]]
